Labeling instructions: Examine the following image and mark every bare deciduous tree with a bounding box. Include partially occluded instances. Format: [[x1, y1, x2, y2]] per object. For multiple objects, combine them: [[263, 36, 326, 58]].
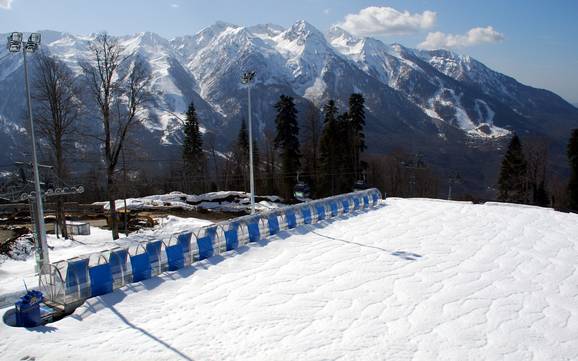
[[33, 52, 82, 239], [81, 33, 150, 239]]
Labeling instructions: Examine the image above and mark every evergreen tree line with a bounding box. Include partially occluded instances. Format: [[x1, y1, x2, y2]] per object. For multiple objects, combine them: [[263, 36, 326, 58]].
[[179, 93, 368, 201], [497, 130, 578, 212]]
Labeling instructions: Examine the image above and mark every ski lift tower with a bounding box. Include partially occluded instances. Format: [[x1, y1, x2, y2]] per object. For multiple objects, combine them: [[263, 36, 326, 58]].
[[401, 152, 425, 197], [448, 173, 462, 200], [6, 32, 51, 274], [240, 70, 257, 214], [0, 163, 85, 276]]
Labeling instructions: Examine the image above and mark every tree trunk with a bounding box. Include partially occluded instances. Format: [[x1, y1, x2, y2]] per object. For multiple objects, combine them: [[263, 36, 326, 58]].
[[107, 166, 119, 240], [56, 198, 68, 239]]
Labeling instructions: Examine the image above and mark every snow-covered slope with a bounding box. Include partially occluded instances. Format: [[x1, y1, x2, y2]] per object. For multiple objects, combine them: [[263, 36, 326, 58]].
[[327, 27, 518, 138], [2, 198, 578, 360]]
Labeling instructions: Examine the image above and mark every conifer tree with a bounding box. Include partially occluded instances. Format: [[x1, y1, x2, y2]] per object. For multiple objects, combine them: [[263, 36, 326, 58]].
[[532, 181, 549, 207], [567, 129, 578, 211], [182, 101, 204, 193], [349, 93, 367, 179], [319, 100, 340, 196], [232, 119, 250, 191], [274, 95, 301, 199], [336, 111, 355, 193], [498, 134, 528, 203], [302, 103, 322, 195]]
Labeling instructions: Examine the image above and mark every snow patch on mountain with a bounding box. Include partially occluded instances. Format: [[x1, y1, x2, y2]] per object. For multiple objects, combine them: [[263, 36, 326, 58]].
[[326, 28, 512, 138]]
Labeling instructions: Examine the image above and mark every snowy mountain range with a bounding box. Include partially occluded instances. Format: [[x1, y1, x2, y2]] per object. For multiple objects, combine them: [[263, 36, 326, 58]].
[[1, 21, 577, 194]]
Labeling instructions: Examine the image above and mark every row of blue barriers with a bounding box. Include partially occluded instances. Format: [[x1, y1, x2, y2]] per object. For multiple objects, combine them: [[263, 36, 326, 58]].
[[39, 189, 383, 310]]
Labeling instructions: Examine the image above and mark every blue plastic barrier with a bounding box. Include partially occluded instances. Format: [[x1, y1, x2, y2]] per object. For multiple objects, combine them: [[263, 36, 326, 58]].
[[268, 214, 280, 235], [342, 199, 350, 214], [315, 204, 326, 221], [301, 207, 312, 224], [247, 219, 260, 242], [285, 209, 297, 229], [109, 249, 128, 282], [165, 243, 185, 271], [225, 223, 240, 251], [197, 235, 214, 260], [146, 241, 163, 274], [130, 252, 151, 282], [177, 232, 192, 264], [206, 227, 217, 240], [89, 263, 113, 297], [65, 258, 90, 298], [330, 202, 338, 217], [49, 188, 384, 307]]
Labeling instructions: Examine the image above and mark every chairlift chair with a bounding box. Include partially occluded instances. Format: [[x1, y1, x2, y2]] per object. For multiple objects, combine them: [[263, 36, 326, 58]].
[[353, 171, 368, 192], [293, 172, 311, 201], [293, 182, 311, 201], [353, 179, 368, 192]]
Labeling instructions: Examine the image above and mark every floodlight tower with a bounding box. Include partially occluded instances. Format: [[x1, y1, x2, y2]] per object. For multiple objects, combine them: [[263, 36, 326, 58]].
[[240, 71, 256, 214], [6, 32, 50, 274]]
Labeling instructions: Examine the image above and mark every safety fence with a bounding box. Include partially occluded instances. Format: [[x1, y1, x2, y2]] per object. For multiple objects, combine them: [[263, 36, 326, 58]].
[[39, 188, 383, 310]]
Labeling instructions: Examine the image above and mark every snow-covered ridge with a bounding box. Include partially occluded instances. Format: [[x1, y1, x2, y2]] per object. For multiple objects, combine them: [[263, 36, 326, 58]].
[[0, 21, 574, 152]]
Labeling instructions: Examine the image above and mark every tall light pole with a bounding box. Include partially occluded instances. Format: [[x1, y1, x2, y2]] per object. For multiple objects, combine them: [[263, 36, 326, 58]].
[[241, 71, 256, 214], [448, 173, 461, 201], [7, 32, 50, 275]]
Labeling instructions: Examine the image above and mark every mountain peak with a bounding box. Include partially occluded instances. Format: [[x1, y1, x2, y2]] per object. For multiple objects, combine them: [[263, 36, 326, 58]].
[[248, 23, 285, 37], [326, 25, 354, 41], [196, 21, 239, 40], [122, 31, 170, 55], [327, 26, 363, 56], [283, 20, 324, 42], [134, 31, 169, 44]]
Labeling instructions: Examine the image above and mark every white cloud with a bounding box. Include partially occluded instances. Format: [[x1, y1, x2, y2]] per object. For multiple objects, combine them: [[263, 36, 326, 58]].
[[338, 6, 436, 36], [323, 8, 330, 15], [0, 0, 13, 9], [170, 3, 179, 8], [418, 26, 504, 49]]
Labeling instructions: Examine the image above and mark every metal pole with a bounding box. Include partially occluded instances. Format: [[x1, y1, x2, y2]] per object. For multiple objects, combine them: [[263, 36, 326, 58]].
[[122, 148, 129, 237], [23, 47, 50, 275], [448, 182, 452, 201], [247, 84, 256, 214]]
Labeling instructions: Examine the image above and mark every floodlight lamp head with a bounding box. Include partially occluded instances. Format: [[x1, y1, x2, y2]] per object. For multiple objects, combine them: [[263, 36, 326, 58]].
[[8, 43, 21, 52], [25, 42, 38, 53], [7, 32, 23, 53], [240, 70, 256, 84], [29, 33, 41, 45], [9, 32, 23, 42]]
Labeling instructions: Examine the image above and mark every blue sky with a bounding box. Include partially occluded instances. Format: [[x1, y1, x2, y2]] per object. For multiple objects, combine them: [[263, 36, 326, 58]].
[[1, 0, 577, 104]]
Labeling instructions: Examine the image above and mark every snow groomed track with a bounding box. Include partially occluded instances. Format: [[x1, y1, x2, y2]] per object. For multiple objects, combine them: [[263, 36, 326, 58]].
[[38, 189, 382, 311], [2, 197, 578, 360]]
